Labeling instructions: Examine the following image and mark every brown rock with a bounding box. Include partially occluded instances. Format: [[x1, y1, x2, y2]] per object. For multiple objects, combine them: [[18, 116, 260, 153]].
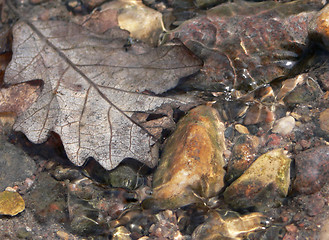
[[225, 134, 259, 184], [293, 145, 329, 194], [143, 105, 226, 210]]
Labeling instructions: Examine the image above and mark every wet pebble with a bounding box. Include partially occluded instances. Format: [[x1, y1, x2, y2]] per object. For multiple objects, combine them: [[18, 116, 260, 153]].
[[244, 103, 274, 125], [224, 148, 291, 210], [108, 164, 144, 190], [143, 105, 226, 210], [149, 210, 184, 239], [112, 226, 132, 240], [16, 227, 33, 239], [319, 108, 329, 133], [234, 124, 249, 134], [51, 165, 82, 182], [225, 134, 259, 184], [283, 77, 323, 106], [0, 190, 25, 216], [272, 116, 295, 136], [293, 145, 329, 194], [192, 209, 269, 240]]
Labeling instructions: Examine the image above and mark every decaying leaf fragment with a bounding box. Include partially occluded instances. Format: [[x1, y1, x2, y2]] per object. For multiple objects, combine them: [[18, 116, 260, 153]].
[[4, 20, 202, 170], [0, 81, 41, 114]]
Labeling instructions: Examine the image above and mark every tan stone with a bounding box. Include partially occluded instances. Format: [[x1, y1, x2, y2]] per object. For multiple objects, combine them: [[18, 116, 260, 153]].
[[143, 105, 226, 209], [0, 191, 25, 216], [224, 148, 291, 210], [319, 109, 329, 133]]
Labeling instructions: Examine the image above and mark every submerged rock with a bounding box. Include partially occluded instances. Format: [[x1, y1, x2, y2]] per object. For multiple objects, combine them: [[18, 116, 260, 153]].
[[163, 0, 324, 91], [192, 209, 269, 240], [293, 145, 329, 194], [0, 190, 25, 216], [143, 105, 226, 210], [0, 135, 36, 191], [26, 172, 67, 223], [282, 76, 323, 106], [224, 148, 291, 210], [225, 134, 260, 184], [112, 226, 132, 240], [309, 3, 329, 50]]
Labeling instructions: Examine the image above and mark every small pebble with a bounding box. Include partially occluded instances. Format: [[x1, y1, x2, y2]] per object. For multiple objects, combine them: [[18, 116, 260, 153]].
[[272, 116, 295, 135], [56, 230, 70, 240], [112, 226, 132, 240], [285, 224, 298, 233], [319, 108, 329, 133], [234, 124, 249, 134]]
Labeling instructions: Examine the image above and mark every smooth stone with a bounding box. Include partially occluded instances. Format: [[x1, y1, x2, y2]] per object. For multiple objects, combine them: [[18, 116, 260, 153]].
[[108, 164, 142, 190], [224, 148, 291, 210], [143, 105, 226, 210], [112, 226, 132, 240], [0, 135, 37, 191], [272, 116, 295, 136], [293, 145, 329, 194], [0, 190, 25, 216], [192, 210, 269, 240], [319, 108, 329, 133], [235, 124, 250, 134], [225, 134, 259, 184]]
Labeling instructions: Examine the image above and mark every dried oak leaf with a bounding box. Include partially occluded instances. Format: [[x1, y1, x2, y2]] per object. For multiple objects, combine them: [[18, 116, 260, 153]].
[[4, 20, 201, 170]]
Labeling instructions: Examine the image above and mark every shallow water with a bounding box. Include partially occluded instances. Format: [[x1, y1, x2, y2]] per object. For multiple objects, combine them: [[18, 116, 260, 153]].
[[1, 0, 329, 239]]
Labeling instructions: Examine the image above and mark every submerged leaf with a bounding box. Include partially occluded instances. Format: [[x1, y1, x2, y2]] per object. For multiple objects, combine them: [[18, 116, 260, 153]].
[[4, 20, 201, 170]]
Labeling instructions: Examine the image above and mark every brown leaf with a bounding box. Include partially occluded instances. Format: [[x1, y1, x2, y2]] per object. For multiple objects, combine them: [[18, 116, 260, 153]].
[[4, 20, 201, 170]]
